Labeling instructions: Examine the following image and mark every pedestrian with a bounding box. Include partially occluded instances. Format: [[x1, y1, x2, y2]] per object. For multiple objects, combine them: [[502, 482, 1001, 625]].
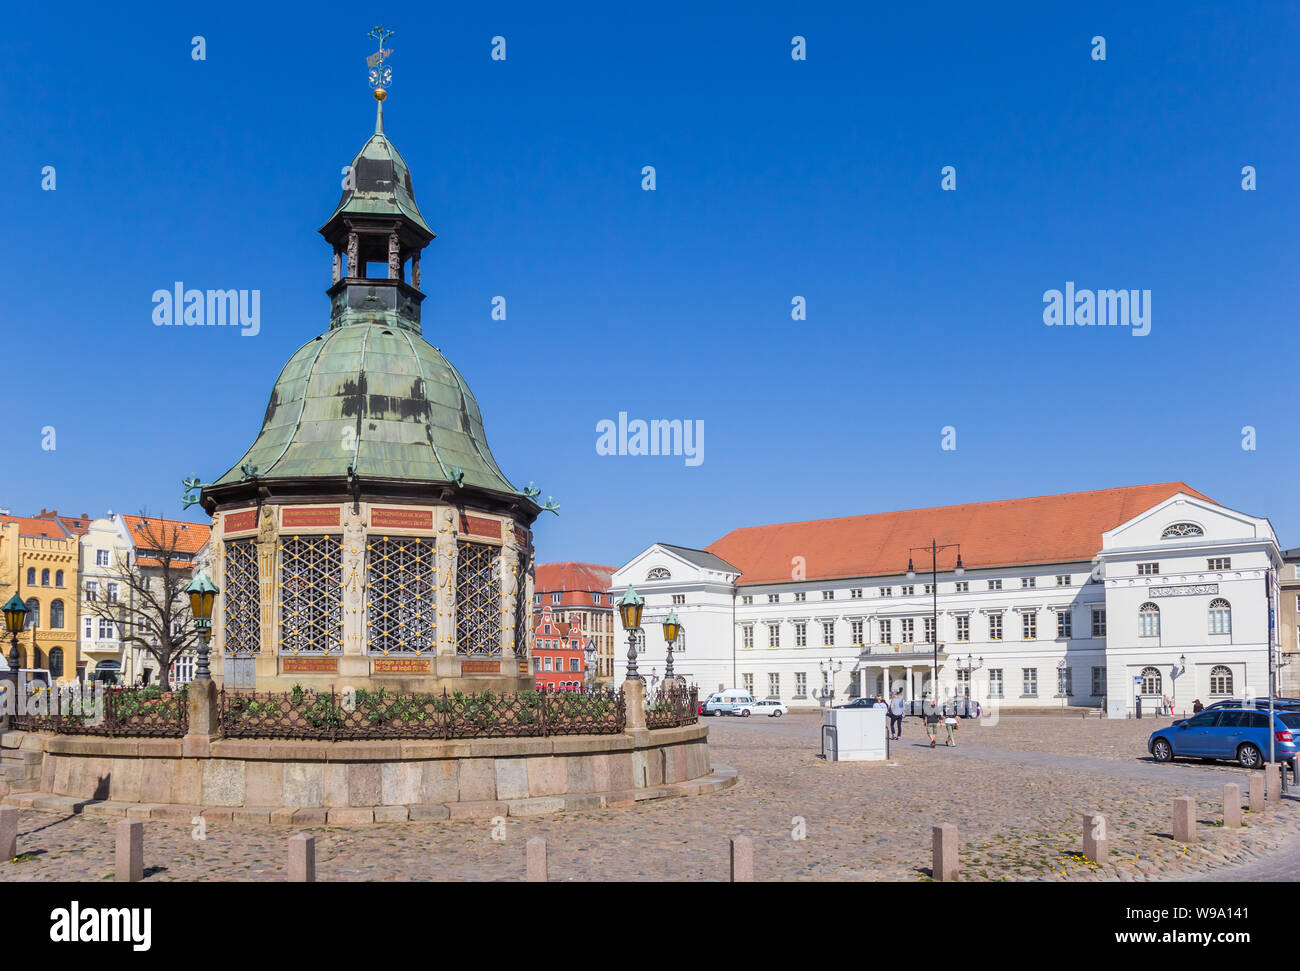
[[944, 707, 960, 746], [873, 694, 888, 710], [1192, 698, 1204, 714], [924, 697, 942, 747], [889, 689, 905, 740]]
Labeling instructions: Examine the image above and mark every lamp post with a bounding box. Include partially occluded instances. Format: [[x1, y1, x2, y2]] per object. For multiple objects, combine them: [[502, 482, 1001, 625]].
[[817, 658, 843, 708], [662, 609, 682, 681], [955, 654, 982, 712], [3, 593, 25, 687], [907, 540, 963, 707], [617, 587, 645, 681], [183, 571, 219, 681]]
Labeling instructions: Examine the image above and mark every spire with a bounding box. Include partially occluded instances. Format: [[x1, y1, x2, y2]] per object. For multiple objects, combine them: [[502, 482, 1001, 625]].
[[375, 98, 384, 135]]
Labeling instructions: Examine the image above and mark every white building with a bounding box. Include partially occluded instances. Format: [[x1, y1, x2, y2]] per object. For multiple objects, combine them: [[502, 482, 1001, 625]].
[[610, 484, 1282, 715]]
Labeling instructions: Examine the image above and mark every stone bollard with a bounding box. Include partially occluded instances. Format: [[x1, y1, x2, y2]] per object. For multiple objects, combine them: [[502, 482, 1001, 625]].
[[730, 836, 754, 882], [0, 805, 17, 860], [1265, 763, 1282, 803], [1249, 774, 1265, 812], [288, 833, 315, 882], [525, 836, 548, 882], [1223, 784, 1241, 828], [1082, 812, 1108, 865], [932, 823, 958, 881], [1172, 797, 1196, 843], [623, 678, 647, 732], [115, 819, 143, 882]]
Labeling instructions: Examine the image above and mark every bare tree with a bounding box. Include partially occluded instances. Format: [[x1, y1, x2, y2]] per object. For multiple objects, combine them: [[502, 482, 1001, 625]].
[[86, 514, 200, 691]]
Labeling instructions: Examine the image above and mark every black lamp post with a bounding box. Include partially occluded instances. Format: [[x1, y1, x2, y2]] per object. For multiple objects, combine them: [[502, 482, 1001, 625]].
[[183, 571, 219, 681], [662, 609, 682, 680], [3, 593, 26, 677], [907, 540, 963, 706], [617, 587, 645, 681]]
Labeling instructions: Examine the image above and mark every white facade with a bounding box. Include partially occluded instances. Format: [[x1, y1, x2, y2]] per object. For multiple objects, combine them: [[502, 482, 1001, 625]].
[[611, 493, 1282, 715]]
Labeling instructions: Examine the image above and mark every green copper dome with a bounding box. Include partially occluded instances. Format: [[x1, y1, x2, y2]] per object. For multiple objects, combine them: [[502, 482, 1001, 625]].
[[211, 322, 521, 495]]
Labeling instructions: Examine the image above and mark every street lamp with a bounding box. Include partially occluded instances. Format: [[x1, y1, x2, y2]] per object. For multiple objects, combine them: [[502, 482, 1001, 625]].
[[183, 571, 219, 681], [662, 609, 682, 681], [617, 587, 645, 681], [3, 593, 25, 678], [906, 540, 963, 705], [817, 658, 843, 707], [955, 654, 982, 706]]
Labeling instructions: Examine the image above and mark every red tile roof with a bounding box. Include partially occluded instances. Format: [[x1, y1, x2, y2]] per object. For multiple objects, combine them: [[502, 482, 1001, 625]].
[[121, 515, 211, 555], [35, 509, 92, 536], [706, 482, 1213, 586], [0, 515, 71, 539], [535, 562, 617, 605]]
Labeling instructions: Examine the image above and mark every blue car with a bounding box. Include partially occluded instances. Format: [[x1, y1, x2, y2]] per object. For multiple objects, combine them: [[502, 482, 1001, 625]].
[[1148, 707, 1300, 768]]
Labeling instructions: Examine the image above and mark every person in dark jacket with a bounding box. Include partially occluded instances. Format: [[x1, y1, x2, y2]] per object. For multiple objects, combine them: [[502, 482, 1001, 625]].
[[924, 697, 942, 747], [888, 689, 906, 740], [1192, 698, 1204, 714]]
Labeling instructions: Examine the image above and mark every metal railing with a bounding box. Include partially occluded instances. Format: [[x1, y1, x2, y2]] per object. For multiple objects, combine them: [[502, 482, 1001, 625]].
[[8, 685, 189, 737], [645, 683, 699, 730]]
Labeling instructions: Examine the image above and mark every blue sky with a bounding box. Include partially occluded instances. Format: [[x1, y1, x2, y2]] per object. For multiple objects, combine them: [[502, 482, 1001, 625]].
[[1, 1, 1296, 566]]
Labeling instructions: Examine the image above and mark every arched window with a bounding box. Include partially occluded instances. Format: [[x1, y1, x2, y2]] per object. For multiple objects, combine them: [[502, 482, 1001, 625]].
[[646, 567, 671, 580], [1208, 598, 1231, 635], [1140, 666, 1162, 695], [1138, 602, 1160, 637], [48, 648, 64, 678], [24, 598, 39, 630], [50, 599, 65, 629], [55, 570, 63, 587], [41, 569, 50, 586], [1209, 665, 1233, 695], [25, 568, 35, 585], [1161, 522, 1204, 539]]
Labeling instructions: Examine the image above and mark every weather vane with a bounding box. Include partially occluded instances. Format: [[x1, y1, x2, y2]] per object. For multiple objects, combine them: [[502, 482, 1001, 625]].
[[367, 25, 395, 101]]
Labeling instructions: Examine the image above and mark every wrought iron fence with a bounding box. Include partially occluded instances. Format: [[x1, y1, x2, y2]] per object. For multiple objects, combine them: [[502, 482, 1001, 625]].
[[645, 683, 699, 730], [8, 684, 189, 737], [218, 685, 627, 740]]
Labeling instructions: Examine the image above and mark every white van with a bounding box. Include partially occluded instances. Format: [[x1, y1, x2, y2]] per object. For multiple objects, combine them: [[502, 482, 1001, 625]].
[[704, 689, 756, 716]]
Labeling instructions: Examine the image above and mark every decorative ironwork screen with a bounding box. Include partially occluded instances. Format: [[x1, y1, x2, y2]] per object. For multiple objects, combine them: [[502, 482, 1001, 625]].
[[456, 541, 501, 657], [224, 539, 260, 656], [366, 536, 435, 654], [280, 534, 343, 655], [513, 550, 532, 656]]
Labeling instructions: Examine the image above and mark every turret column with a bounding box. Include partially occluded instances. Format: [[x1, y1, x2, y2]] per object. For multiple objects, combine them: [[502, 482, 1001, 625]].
[[254, 506, 279, 681], [434, 507, 460, 678]]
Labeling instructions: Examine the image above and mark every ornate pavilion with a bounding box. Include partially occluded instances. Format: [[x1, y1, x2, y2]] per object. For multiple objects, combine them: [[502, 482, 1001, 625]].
[[198, 84, 541, 693]]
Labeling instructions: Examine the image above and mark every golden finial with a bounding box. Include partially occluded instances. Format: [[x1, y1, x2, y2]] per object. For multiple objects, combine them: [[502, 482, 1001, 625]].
[[367, 26, 394, 102]]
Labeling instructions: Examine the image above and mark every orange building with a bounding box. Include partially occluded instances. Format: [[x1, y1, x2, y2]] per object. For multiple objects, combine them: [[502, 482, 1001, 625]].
[[0, 514, 81, 682]]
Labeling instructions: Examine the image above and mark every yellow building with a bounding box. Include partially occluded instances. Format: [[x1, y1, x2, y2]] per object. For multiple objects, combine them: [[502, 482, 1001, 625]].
[[0, 513, 82, 683]]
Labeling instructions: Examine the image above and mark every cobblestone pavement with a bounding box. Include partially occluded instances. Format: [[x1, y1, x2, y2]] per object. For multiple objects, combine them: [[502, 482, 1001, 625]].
[[4, 713, 1298, 881]]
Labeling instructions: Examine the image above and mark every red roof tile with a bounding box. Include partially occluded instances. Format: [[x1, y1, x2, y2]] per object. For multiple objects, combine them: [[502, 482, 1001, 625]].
[[0, 515, 70, 540], [535, 562, 616, 605], [121, 515, 211, 555], [706, 482, 1213, 586]]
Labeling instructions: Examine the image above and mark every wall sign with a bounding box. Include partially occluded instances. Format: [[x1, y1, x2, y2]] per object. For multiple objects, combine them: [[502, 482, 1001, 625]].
[[1147, 583, 1219, 598]]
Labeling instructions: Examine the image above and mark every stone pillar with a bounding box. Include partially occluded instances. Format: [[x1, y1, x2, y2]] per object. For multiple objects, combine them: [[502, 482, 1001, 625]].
[[289, 834, 316, 882], [1223, 784, 1242, 828], [498, 527, 520, 661], [388, 232, 400, 280], [932, 823, 958, 881], [332, 249, 341, 284], [254, 505, 278, 682], [1249, 774, 1265, 812], [186, 678, 219, 742], [1172, 797, 1196, 843], [1082, 812, 1108, 864], [346, 232, 359, 278], [1266, 762, 1282, 803], [0, 806, 17, 860], [115, 819, 143, 882], [339, 506, 368, 680], [730, 836, 753, 882], [412, 255, 421, 289], [624, 678, 646, 731], [435, 507, 460, 676], [525, 836, 547, 881]]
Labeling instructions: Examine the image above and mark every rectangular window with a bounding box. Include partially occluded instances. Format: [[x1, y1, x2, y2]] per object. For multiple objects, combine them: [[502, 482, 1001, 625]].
[[742, 624, 754, 649], [822, 621, 835, 646], [924, 616, 935, 643], [850, 588, 863, 599], [955, 615, 970, 641], [954, 581, 969, 593], [822, 590, 834, 600], [793, 592, 806, 603], [1056, 575, 1072, 586], [672, 594, 685, 605], [989, 613, 1003, 640], [85, 580, 99, 601], [987, 579, 1002, 590], [170, 654, 195, 686], [534, 594, 542, 605], [795, 672, 807, 698], [1022, 612, 1037, 640], [901, 618, 914, 642], [851, 619, 864, 646], [551, 592, 561, 603], [900, 585, 915, 596], [924, 583, 934, 595], [98, 618, 115, 639], [741, 595, 753, 605], [988, 669, 1004, 699], [742, 673, 754, 695], [795, 622, 807, 647], [879, 619, 892, 643], [1057, 667, 1072, 698], [1022, 668, 1038, 697], [1208, 557, 1230, 571], [879, 587, 893, 597], [768, 673, 780, 698], [1056, 610, 1072, 638], [1091, 666, 1106, 697], [570, 658, 580, 672], [544, 657, 553, 671], [768, 594, 779, 604], [82, 616, 93, 639], [1021, 577, 1036, 589], [1091, 608, 1107, 637], [592, 594, 601, 604], [95, 549, 109, 568], [1137, 562, 1159, 576], [767, 623, 781, 648]]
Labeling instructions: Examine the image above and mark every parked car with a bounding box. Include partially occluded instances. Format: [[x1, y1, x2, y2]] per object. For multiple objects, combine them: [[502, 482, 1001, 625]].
[[834, 698, 881, 709], [735, 699, 787, 718], [901, 698, 980, 718], [1148, 707, 1300, 768], [704, 690, 756, 716]]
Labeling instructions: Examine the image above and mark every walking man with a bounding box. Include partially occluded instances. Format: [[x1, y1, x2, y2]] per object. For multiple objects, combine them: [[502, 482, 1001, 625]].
[[889, 689, 905, 740], [924, 696, 942, 747]]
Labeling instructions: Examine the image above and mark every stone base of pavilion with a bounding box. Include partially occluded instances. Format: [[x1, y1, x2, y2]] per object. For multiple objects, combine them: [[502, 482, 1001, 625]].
[[0, 725, 736, 824]]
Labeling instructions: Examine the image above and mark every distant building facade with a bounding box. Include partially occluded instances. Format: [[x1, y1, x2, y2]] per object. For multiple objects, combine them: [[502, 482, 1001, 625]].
[[0, 514, 81, 683], [534, 563, 616, 684], [531, 604, 587, 690]]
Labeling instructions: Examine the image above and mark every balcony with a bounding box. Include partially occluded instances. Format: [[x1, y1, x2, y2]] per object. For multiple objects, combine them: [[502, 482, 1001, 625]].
[[858, 642, 949, 659]]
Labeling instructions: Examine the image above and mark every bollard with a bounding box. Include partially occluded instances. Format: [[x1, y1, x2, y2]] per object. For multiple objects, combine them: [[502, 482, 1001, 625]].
[[525, 836, 548, 882], [1265, 763, 1282, 803], [1249, 774, 1265, 813], [1082, 812, 1108, 865], [932, 823, 958, 881], [0, 806, 17, 860], [1223, 784, 1241, 828], [730, 836, 754, 882], [288, 833, 315, 882], [1172, 797, 1196, 843], [115, 819, 143, 882]]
